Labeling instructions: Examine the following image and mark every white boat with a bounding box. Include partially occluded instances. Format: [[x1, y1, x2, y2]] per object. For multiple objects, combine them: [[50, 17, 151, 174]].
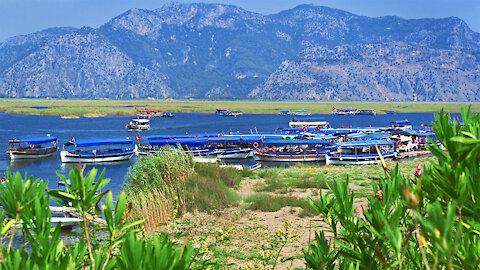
[[326, 140, 397, 165], [7, 136, 58, 160], [126, 118, 150, 131], [60, 138, 135, 163], [252, 139, 335, 162], [389, 120, 412, 131], [332, 109, 360, 115], [289, 118, 330, 128], [292, 110, 311, 116]]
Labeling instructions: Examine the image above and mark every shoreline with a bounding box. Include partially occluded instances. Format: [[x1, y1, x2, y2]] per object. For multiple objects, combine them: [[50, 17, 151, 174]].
[[0, 99, 478, 117]]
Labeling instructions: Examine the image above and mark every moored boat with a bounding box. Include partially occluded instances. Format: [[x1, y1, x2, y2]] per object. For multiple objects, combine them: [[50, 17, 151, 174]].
[[326, 140, 396, 165], [389, 120, 412, 131], [7, 136, 58, 160], [279, 110, 290, 115], [126, 118, 150, 131], [215, 109, 229, 116], [288, 118, 330, 128], [226, 110, 243, 117], [60, 138, 135, 163], [292, 110, 311, 116], [332, 109, 359, 115], [357, 109, 376, 115], [161, 112, 174, 118], [253, 139, 336, 162]]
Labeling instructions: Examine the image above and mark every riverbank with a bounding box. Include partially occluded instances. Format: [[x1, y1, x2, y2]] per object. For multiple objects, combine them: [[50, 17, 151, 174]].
[[165, 157, 430, 269], [0, 99, 478, 117]]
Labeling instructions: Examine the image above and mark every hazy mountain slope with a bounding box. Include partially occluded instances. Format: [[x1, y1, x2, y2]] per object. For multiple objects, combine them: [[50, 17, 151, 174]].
[[249, 42, 480, 101]]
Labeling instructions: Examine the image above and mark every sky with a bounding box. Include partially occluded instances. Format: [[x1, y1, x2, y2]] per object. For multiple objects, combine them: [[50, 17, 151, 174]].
[[1, 0, 479, 42]]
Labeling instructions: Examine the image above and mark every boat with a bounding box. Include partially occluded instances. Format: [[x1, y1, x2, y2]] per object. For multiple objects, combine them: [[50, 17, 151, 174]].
[[385, 110, 395, 114], [137, 110, 162, 117], [332, 109, 359, 115], [215, 109, 229, 116], [326, 140, 396, 165], [279, 111, 290, 115], [289, 118, 330, 128], [161, 112, 174, 118], [253, 139, 336, 162], [389, 120, 412, 131], [60, 138, 135, 163], [207, 136, 261, 159], [291, 110, 311, 116], [136, 138, 223, 159], [126, 118, 150, 131], [7, 136, 58, 160], [226, 111, 243, 117], [357, 109, 376, 115]]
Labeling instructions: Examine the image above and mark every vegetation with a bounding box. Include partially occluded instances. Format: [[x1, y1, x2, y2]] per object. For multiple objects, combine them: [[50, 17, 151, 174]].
[[124, 148, 243, 232], [304, 107, 480, 268], [0, 98, 479, 116], [0, 165, 194, 269]]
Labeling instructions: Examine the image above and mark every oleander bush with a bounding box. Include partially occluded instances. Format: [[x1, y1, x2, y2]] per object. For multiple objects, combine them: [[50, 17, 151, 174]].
[[304, 107, 480, 269]]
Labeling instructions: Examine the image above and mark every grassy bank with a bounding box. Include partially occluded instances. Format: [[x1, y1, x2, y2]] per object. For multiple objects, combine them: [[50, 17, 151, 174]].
[[0, 98, 478, 117]]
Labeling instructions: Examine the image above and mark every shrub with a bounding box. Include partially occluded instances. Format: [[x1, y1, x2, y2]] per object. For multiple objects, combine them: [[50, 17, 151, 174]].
[[304, 107, 480, 269]]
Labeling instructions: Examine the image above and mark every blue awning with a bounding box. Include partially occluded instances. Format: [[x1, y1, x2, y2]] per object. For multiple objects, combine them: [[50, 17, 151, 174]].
[[390, 120, 411, 125], [346, 132, 391, 140], [13, 136, 57, 145], [65, 138, 133, 147], [335, 140, 393, 147], [262, 139, 334, 146]]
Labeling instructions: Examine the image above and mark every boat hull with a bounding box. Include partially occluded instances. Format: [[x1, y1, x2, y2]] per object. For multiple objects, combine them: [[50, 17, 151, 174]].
[[60, 150, 134, 163], [217, 148, 252, 159], [9, 147, 58, 160], [326, 152, 396, 165], [253, 152, 326, 162]]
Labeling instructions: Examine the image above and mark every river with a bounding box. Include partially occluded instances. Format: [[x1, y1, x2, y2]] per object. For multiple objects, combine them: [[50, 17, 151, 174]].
[[0, 112, 451, 197]]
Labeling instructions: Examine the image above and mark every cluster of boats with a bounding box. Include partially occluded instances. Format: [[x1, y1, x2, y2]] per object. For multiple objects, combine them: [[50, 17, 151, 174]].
[[7, 117, 437, 166]]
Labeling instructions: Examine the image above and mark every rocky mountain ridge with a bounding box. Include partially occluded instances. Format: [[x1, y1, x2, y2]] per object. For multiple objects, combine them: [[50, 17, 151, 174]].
[[0, 2, 479, 100]]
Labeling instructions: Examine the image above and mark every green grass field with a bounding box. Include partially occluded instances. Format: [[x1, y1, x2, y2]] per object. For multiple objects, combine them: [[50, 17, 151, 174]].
[[0, 98, 478, 116]]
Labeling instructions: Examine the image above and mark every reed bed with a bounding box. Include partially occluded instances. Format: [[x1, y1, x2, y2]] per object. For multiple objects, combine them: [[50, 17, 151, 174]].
[[0, 98, 478, 116]]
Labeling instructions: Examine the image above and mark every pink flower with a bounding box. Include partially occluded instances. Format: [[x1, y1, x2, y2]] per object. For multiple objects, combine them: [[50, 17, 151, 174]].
[[415, 164, 422, 177]]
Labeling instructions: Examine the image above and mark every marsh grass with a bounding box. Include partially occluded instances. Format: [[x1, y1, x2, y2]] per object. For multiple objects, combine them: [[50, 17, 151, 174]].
[[185, 163, 242, 212], [245, 193, 317, 217], [125, 151, 244, 232], [0, 99, 477, 116]]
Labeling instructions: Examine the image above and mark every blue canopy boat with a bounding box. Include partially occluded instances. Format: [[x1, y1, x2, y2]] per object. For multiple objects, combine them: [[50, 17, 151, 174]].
[[136, 137, 222, 158], [60, 138, 135, 163], [253, 139, 336, 162], [326, 139, 396, 165], [7, 135, 58, 160]]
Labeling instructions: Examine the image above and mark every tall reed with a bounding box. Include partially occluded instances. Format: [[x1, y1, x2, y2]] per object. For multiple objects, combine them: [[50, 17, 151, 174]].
[[125, 147, 194, 231]]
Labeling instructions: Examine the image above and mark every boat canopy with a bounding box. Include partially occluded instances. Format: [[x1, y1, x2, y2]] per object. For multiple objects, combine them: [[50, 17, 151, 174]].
[[346, 132, 391, 140], [11, 136, 57, 145], [390, 120, 411, 125], [145, 132, 240, 140], [65, 138, 133, 147], [335, 139, 393, 147], [262, 139, 334, 146], [207, 137, 261, 143], [132, 119, 150, 123], [147, 138, 208, 146], [290, 117, 326, 122]]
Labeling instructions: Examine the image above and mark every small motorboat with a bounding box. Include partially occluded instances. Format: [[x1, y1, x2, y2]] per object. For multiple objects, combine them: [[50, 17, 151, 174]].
[[126, 118, 150, 131], [7, 135, 58, 160]]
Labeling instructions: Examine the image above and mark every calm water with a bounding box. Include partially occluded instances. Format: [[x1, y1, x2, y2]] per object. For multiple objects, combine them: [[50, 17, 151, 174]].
[[0, 112, 451, 197]]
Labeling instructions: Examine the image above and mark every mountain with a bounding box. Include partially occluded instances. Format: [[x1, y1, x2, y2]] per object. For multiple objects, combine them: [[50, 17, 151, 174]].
[[0, 2, 479, 100], [249, 42, 480, 101]]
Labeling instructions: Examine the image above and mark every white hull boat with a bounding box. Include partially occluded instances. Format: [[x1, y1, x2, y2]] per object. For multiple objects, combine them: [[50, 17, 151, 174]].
[[60, 150, 135, 163]]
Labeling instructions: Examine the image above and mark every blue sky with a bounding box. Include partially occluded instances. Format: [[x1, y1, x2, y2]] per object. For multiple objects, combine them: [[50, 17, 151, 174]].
[[1, 0, 479, 42]]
